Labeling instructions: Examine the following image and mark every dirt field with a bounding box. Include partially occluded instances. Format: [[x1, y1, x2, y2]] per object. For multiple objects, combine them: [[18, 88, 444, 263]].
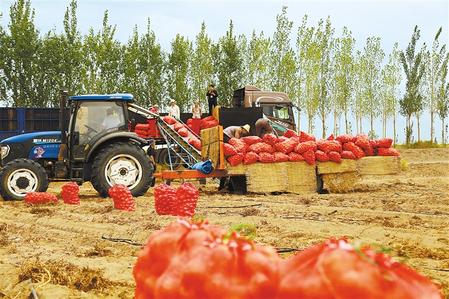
[[0, 148, 448, 298]]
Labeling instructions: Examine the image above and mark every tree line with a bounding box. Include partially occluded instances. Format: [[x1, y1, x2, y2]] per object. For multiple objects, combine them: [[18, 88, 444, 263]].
[[0, 0, 448, 144]]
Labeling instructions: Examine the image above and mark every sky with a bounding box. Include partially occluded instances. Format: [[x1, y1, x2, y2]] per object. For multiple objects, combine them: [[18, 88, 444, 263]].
[[1, 0, 448, 142]]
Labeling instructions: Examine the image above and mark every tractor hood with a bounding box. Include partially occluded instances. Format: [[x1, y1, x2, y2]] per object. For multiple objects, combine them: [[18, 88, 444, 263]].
[[0, 131, 61, 145]]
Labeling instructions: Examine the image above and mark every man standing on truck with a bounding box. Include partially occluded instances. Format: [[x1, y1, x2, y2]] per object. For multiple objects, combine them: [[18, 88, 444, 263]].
[[223, 124, 250, 143], [255, 118, 274, 138], [206, 84, 218, 116]]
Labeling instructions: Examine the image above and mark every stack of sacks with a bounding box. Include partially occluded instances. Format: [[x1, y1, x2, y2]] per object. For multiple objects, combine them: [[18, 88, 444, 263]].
[[134, 123, 152, 138], [224, 130, 399, 167], [186, 116, 219, 133]]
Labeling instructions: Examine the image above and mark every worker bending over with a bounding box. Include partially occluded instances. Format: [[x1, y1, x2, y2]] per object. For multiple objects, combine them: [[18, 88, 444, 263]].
[[223, 124, 250, 143], [255, 118, 273, 138]]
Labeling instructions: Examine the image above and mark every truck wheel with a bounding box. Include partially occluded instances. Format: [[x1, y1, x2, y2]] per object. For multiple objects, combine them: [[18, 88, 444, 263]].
[[91, 142, 153, 197], [0, 159, 49, 200]]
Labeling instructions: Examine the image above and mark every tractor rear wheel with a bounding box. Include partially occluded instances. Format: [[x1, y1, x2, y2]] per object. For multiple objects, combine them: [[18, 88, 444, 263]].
[[91, 142, 153, 197], [0, 158, 49, 200]]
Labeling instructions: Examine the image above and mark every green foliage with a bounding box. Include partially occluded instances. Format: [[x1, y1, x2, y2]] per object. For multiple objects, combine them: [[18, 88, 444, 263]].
[[247, 30, 270, 89], [400, 26, 426, 144], [216, 21, 244, 106], [167, 34, 192, 111]]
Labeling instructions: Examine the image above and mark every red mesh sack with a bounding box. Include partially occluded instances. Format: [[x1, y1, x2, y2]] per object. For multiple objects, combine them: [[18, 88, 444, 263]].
[[343, 142, 365, 159], [336, 134, 355, 144], [178, 127, 188, 137], [275, 138, 299, 154], [61, 182, 80, 205], [341, 150, 357, 160], [174, 183, 199, 217], [303, 149, 316, 165], [364, 146, 375, 156], [259, 152, 275, 163], [328, 151, 342, 163], [378, 148, 400, 156], [369, 139, 379, 148], [295, 141, 317, 154], [188, 137, 201, 150], [288, 152, 304, 162], [223, 143, 237, 157], [299, 131, 316, 142], [278, 136, 288, 143], [241, 136, 262, 146], [229, 138, 247, 153], [24, 192, 58, 205], [163, 116, 177, 125], [317, 140, 342, 153], [201, 119, 219, 129], [134, 129, 150, 138], [227, 153, 244, 166], [263, 133, 278, 146], [174, 123, 184, 131], [315, 150, 329, 162], [135, 123, 150, 131], [243, 152, 259, 165], [153, 184, 177, 215], [248, 142, 275, 154], [327, 134, 335, 140], [283, 129, 297, 138], [377, 138, 393, 148], [186, 118, 193, 126], [201, 116, 216, 122], [274, 152, 289, 162], [355, 135, 370, 149], [108, 185, 135, 211]]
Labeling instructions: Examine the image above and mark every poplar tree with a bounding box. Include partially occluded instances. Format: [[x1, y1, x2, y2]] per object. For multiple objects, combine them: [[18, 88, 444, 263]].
[[426, 27, 447, 142], [333, 27, 354, 134], [3, 0, 40, 106], [381, 43, 401, 142], [436, 52, 449, 143], [191, 22, 214, 106], [167, 34, 192, 111], [216, 20, 244, 106], [400, 26, 426, 145], [122, 27, 142, 100], [247, 30, 270, 89]]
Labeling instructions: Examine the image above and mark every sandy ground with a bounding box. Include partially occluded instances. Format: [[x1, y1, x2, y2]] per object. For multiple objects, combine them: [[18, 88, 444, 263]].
[[0, 148, 448, 298]]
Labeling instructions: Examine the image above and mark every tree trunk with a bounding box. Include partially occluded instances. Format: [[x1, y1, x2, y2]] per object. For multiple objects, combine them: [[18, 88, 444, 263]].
[[370, 112, 374, 136], [333, 110, 338, 136], [297, 111, 301, 132], [382, 112, 386, 138], [393, 114, 396, 145], [442, 117, 446, 144], [416, 114, 421, 142], [322, 115, 326, 139], [308, 114, 313, 134], [344, 109, 349, 134], [430, 110, 434, 143]]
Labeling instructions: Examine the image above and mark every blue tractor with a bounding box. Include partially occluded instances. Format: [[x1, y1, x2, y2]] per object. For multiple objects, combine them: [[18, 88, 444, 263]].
[[0, 91, 155, 200]]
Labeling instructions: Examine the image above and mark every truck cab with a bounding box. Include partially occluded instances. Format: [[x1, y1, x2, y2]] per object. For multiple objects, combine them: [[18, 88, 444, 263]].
[[232, 85, 296, 133]]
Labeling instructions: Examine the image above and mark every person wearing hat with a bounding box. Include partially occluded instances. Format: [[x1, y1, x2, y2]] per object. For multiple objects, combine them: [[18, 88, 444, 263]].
[[206, 84, 218, 116], [168, 99, 180, 119], [223, 124, 250, 143]]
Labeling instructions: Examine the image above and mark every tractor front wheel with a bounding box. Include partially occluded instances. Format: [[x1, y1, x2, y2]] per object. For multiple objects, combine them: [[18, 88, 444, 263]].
[[0, 159, 49, 200], [91, 142, 153, 197]]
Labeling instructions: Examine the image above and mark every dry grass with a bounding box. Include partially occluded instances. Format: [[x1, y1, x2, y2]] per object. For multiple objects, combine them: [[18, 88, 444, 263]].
[[29, 207, 55, 216], [0, 223, 10, 247], [18, 258, 115, 292]]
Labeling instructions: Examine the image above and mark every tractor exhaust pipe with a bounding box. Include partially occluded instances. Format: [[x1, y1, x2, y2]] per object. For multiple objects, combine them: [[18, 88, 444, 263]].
[[58, 89, 69, 161]]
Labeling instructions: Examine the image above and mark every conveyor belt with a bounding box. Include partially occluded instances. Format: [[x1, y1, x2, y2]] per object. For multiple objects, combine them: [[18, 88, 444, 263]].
[[127, 103, 202, 169]]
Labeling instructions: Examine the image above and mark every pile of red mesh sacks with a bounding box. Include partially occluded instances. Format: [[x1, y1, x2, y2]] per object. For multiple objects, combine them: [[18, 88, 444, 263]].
[[224, 130, 400, 167], [186, 116, 219, 135]]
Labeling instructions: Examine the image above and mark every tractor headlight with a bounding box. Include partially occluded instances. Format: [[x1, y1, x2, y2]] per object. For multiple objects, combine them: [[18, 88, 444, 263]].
[[1, 145, 10, 159]]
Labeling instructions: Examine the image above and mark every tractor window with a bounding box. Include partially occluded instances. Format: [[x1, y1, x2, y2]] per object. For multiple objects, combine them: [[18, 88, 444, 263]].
[[74, 102, 125, 144]]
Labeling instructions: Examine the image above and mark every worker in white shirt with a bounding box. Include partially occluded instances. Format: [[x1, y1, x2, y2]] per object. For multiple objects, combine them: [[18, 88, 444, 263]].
[[168, 99, 180, 119]]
